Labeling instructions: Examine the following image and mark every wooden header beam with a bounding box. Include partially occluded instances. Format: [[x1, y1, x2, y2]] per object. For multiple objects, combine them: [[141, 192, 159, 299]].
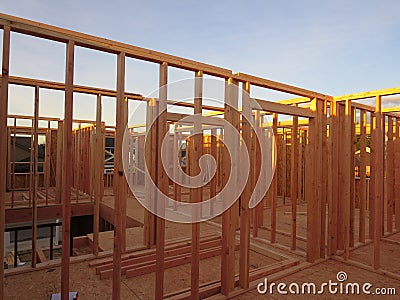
[[383, 106, 400, 112], [234, 72, 331, 101], [252, 98, 316, 118], [5, 203, 94, 224], [0, 13, 232, 78], [278, 97, 312, 104], [1, 75, 142, 99], [1, 75, 226, 113], [335, 86, 400, 101], [338, 101, 400, 118]]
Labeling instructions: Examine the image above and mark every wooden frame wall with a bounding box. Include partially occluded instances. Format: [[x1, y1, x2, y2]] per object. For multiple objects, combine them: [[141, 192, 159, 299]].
[[1, 13, 400, 300]]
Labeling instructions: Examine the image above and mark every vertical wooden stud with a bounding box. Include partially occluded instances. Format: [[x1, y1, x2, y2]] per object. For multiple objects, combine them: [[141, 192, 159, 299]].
[[61, 40, 75, 300], [239, 81, 251, 288], [359, 109, 367, 243], [221, 78, 239, 296], [155, 62, 168, 300], [395, 118, 400, 230], [0, 25, 10, 300], [306, 98, 322, 262], [349, 107, 356, 248], [343, 100, 351, 260], [386, 117, 394, 233], [93, 94, 102, 256], [31, 86, 39, 268], [271, 113, 278, 244], [373, 96, 383, 270], [291, 113, 298, 250], [112, 52, 126, 300], [190, 70, 203, 298]]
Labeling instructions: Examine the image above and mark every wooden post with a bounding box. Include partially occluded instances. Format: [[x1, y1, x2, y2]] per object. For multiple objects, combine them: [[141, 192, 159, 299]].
[[327, 102, 335, 256], [61, 40, 75, 300], [6, 127, 10, 193], [29, 119, 34, 207], [173, 125, 181, 210], [56, 121, 64, 204], [359, 109, 367, 243], [271, 113, 278, 244], [155, 62, 168, 299], [386, 117, 394, 233], [291, 113, 298, 250], [349, 107, 356, 248], [298, 130, 305, 203], [190, 70, 203, 299], [45, 122, 51, 205], [306, 98, 322, 262], [12, 118, 16, 207], [282, 128, 287, 203], [239, 81, 251, 288], [255, 112, 263, 228], [252, 119, 260, 237], [221, 78, 239, 296], [369, 111, 375, 240], [112, 52, 126, 300], [144, 97, 157, 248], [210, 129, 217, 203], [93, 94, 102, 256], [395, 118, 400, 231], [32, 85, 39, 268], [337, 104, 345, 251], [122, 97, 128, 250], [320, 100, 328, 258], [76, 124, 81, 201], [373, 96, 384, 270], [90, 127, 95, 201], [343, 100, 351, 260], [0, 25, 10, 300]]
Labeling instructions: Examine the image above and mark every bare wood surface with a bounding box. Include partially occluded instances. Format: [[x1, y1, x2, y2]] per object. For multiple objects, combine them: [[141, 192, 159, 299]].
[[61, 40, 75, 300]]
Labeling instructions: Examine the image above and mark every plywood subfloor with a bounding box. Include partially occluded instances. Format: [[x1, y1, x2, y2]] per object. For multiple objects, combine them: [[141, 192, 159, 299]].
[[349, 232, 400, 275], [86, 221, 221, 252], [4, 247, 280, 299]]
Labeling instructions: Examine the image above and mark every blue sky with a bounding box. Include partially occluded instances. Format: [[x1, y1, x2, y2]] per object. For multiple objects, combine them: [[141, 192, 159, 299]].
[[1, 0, 400, 125]]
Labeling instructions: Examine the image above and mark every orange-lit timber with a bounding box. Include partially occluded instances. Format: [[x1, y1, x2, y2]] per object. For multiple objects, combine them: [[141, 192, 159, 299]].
[[0, 12, 400, 300]]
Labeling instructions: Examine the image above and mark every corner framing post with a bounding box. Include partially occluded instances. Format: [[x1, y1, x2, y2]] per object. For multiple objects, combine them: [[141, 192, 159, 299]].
[[239, 81, 251, 288], [61, 40, 75, 300], [0, 25, 10, 300], [306, 98, 322, 262], [112, 52, 126, 300]]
